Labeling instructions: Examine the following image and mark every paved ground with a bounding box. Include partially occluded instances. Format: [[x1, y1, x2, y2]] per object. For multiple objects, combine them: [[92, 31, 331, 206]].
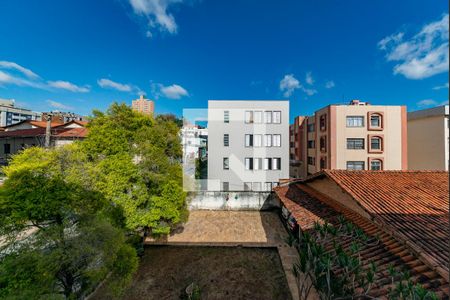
[[147, 210, 286, 246], [145, 210, 300, 299]]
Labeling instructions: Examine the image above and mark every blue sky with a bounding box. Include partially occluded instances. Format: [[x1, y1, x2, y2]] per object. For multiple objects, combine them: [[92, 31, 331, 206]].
[[0, 0, 448, 120]]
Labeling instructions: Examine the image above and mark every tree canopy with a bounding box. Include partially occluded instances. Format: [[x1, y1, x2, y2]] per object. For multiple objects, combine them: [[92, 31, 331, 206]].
[[0, 103, 187, 299]]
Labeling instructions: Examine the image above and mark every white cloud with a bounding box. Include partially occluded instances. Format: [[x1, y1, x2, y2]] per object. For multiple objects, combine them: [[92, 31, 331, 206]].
[[302, 87, 317, 96], [98, 78, 132, 92], [279, 74, 317, 97], [378, 14, 449, 79], [0, 61, 39, 79], [305, 72, 314, 85], [160, 84, 188, 99], [46, 100, 73, 110], [129, 0, 182, 36], [325, 80, 335, 89], [432, 82, 449, 90], [279, 74, 300, 97], [416, 98, 448, 107], [0, 70, 45, 89], [151, 82, 189, 99], [47, 80, 90, 93], [377, 32, 404, 50]]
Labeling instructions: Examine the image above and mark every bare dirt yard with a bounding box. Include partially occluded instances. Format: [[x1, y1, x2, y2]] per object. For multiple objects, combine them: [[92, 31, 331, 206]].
[[93, 245, 292, 300]]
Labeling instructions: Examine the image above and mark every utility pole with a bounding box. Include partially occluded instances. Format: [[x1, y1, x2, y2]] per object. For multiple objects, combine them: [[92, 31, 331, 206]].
[[44, 112, 52, 148]]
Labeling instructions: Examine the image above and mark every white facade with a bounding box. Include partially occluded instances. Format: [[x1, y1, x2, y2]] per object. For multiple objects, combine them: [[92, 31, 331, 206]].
[[408, 105, 449, 171], [0, 100, 41, 127], [181, 125, 208, 161], [207, 100, 289, 191]]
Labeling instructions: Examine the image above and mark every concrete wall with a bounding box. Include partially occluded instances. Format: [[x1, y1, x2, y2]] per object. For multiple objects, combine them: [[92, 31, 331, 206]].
[[408, 106, 449, 171], [0, 136, 41, 160], [188, 191, 279, 210], [207, 100, 289, 191]]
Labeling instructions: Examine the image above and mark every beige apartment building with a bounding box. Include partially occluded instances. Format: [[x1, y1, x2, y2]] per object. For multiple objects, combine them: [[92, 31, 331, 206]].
[[290, 100, 407, 178], [132, 95, 154, 116], [407, 105, 449, 171]]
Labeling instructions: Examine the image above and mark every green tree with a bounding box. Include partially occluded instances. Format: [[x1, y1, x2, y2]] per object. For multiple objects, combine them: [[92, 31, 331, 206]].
[[83, 103, 187, 235], [0, 146, 138, 299]]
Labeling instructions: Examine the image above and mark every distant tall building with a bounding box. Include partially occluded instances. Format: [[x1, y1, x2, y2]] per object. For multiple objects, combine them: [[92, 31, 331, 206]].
[[132, 95, 154, 116], [408, 105, 449, 171], [290, 99, 407, 178], [0, 99, 41, 127]]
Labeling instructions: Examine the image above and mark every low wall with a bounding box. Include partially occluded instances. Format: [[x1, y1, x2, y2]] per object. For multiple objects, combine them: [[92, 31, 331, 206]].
[[188, 191, 280, 210]]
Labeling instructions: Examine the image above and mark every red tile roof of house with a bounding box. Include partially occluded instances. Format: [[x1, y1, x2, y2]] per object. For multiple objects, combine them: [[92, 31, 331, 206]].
[[305, 170, 449, 280], [54, 120, 89, 128], [4, 120, 63, 129], [54, 127, 88, 138], [0, 127, 88, 138], [274, 182, 449, 298]]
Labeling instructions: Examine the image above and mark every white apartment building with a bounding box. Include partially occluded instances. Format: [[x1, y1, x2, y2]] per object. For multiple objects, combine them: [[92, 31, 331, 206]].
[[181, 124, 208, 162], [0, 99, 41, 127], [207, 100, 289, 191], [408, 105, 449, 171]]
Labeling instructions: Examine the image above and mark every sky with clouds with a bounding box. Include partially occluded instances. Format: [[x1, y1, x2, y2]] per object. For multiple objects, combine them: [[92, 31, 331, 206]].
[[0, 0, 448, 119]]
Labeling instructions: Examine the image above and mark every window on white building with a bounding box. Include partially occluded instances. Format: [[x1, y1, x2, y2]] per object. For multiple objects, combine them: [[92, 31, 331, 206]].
[[264, 158, 272, 170], [264, 111, 272, 124], [244, 182, 252, 191], [245, 111, 253, 123], [245, 134, 253, 147], [273, 158, 281, 170], [272, 134, 281, 147], [254, 158, 262, 170], [346, 116, 364, 127], [264, 182, 272, 191], [254, 111, 262, 123], [273, 111, 281, 123], [245, 157, 254, 170], [224, 134, 229, 146], [223, 157, 229, 170], [254, 134, 262, 147], [224, 110, 229, 123], [264, 134, 272, 147]]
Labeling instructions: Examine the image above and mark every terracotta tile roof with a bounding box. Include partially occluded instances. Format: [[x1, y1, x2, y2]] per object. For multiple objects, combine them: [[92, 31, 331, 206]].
[[54, 127, 88, 138], [273, 183, 449, 299], [54, 120, 88, 128], [309, 170, 449, 280], [4, 120, 63, 129], [0, 127, 87, 138]]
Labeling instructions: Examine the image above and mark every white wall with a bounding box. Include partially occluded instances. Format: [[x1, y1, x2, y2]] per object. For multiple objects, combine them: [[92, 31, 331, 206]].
[[188, 191, 279, 210], [207, 100, 289, 191]]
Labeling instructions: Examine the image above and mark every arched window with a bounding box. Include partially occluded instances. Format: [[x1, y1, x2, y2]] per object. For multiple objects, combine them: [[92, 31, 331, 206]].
[[368, 112, 383, 130], [370, 114, 381, 127], [370, 159, 382, 170], [370, 136, 382, 150]]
